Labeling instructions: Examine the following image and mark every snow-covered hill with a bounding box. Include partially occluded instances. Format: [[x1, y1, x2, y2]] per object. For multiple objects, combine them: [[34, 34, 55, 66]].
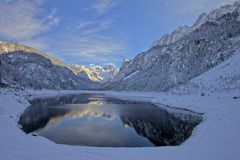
[[0, 41, 67, 67], [108, 1, 240, 91], [71, 64, 117, 83], [171, 49, 240, 94], [0, 41, 97, 90]]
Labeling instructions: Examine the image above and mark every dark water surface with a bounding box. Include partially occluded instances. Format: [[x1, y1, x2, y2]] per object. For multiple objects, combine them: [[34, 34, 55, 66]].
[[19, 94, 202, 147]]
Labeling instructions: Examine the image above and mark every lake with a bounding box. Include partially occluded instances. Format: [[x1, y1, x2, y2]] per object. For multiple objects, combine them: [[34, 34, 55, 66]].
[[18, 94, 202, 147]]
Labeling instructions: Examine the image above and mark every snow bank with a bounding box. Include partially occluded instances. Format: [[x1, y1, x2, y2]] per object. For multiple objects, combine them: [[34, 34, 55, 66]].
[[172, 49, 240, 94], [0, 87, 240, 160], [1, 48, 240, 159]]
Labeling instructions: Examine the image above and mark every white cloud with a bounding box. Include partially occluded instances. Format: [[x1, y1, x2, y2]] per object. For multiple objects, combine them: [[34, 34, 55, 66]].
[[46, 34, 127, 64], [71, 0, 122, 63], [74, 37, 126, 58], [43, 9, 60, 28], [76, 21, 94, 30], [88, 0, 119, 16], [0, 0, 59, 41], [0, 0, 123, 65], [76, 19, 112, 35], [64, 12, 124, 63]]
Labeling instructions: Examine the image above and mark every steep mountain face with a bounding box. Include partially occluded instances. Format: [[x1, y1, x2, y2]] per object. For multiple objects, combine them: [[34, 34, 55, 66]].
[[70, 65, 98, 81], [0, 42, 96, 90], [171, 49, 240, 94], [71, 64, 118, 82], [0, 41, 67, 67], [151, 25, 190, 48], [108, 2, 240, 91]]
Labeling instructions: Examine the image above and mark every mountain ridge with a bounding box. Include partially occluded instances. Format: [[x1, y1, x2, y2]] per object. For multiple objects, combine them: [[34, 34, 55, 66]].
[[0, 41, 98, 90], [70, 64, 118, 82], [108, 1, 240, 91], [151, 1, 240, 48], [0, 40, 118, 84], [0, 41, 67, 68]]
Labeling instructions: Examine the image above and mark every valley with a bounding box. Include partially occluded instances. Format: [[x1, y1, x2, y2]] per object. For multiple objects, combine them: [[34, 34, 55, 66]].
[[0, 1, 240, 160]]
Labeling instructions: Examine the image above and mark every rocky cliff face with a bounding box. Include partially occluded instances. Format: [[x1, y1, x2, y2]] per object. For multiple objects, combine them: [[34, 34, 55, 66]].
[[71, 64, 118, 83], [0, 42, 97, 90], [108, 2, 240, 91]]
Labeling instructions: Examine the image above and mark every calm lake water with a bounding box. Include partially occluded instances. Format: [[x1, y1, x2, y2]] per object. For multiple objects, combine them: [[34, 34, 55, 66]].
[[18, 94, 202, 147]]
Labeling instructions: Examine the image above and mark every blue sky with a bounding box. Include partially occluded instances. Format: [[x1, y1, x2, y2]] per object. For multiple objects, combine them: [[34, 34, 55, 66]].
[[0, 0, 237, 67]]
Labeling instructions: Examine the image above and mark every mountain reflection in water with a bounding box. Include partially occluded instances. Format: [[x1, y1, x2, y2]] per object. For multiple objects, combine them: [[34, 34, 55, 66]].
[[19, 94, 202, 147]]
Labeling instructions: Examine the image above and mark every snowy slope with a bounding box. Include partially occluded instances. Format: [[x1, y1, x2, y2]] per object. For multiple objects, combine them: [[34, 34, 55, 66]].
[[151, 1, 240, 48], [0, 41, 67, 67], [0, 48, 240, 158], [151, 25, 189, 48], [1, 49, 239, 158], [171, 49, 240, 94], [1, 2, 240, 159], [109, 1, 240, 91], [0, 41, 97, 90], [71, 64, 117, 82], [0, 86, 239, 160]]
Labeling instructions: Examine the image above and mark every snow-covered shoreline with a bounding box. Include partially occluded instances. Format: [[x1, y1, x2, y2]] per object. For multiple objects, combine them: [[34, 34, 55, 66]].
[[1, 1, 240, 159], [1, 88, 239, 160]]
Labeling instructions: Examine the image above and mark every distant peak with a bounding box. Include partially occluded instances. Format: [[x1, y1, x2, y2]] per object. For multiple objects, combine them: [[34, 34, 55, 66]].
[[151, 1, 240, 49], [121, 58, 129, 65], [70, 64, 118, 82]]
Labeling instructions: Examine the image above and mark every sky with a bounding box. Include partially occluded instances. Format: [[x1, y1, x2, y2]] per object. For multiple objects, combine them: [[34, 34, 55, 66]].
[[0, 0, 238, 67]]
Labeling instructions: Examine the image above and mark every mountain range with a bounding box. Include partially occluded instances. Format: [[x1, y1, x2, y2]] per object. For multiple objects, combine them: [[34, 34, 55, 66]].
[[70, 64, 117, 82], [107, 1, 240, 91], [1, 1, 240, 91], [0, 41, 98, 90]]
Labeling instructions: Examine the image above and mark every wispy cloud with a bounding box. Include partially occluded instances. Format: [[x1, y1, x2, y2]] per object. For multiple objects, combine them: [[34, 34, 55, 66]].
[[0, 0, 124, 65], [43, 32, 127, 64], [76, 21, 94, 30], [43, 9, 59, 28], [73, 37, 126, 58], [62, 0, 124, 64], [87, 0, 119, 16], [0, 0, 59, 41], [76, 19, 113, 35], [162, 0, 237, 15]]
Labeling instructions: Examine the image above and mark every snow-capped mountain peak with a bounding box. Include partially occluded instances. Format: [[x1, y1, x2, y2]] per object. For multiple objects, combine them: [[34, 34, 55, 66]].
[[71, 64, 118, 83], [151, 1, 240, 49], [0, 41, 97, 90], [151, 25, 190, 48], [108, 1, 240, 91]]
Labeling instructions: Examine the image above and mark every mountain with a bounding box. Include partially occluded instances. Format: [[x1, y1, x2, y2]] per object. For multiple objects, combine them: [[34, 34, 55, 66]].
[[0, 41, 67, 67], [171, 48, 240, 94], [70, 64, 118, 83], [107, 1, 240, 91], [0, 41, 97, 90]]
